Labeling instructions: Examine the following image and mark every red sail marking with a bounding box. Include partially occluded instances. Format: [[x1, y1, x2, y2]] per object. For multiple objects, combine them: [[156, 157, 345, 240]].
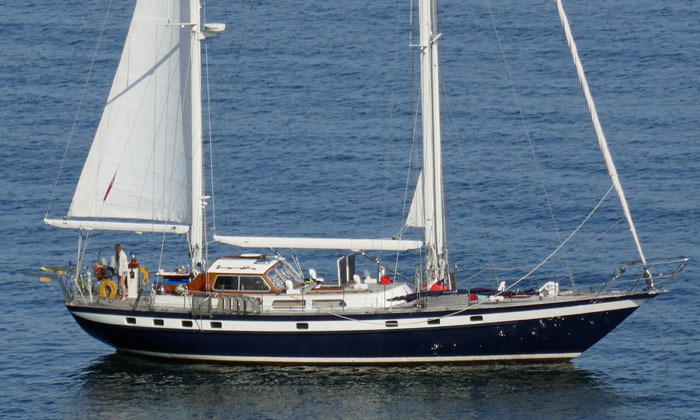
[[103, 173, 117, 201]]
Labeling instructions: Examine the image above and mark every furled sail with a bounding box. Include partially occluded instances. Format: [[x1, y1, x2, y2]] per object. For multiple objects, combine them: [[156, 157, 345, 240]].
[[555, 0, 648, 271], [214, 235, 423, 251], [68, 0, 193, 224], [417, 0, 446, 277]]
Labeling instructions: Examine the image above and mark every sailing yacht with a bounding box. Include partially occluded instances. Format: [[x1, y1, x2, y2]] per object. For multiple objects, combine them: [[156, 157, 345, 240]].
[[44, 0, 687, 363]]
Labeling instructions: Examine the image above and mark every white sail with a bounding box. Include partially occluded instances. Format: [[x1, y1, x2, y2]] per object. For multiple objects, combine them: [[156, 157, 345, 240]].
[[405, 171, 425, 228], [418, 0, 446, 277], [555, 0, 648, 270], [68, 0, 193, 224]]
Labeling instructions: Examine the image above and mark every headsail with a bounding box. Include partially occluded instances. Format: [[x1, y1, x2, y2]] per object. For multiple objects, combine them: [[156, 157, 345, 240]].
[[405, 171, 424, 228], [555, 0, 648, 274], [68, 0, 194, 225]]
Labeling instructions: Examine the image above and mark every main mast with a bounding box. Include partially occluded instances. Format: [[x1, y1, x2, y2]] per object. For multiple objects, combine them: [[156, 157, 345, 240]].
[[189, 0, 205, 270], [418, 0, 447, 280]]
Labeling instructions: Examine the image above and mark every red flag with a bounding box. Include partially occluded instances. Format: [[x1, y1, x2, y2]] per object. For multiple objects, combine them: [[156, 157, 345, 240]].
[[103, 173, 116, 201]]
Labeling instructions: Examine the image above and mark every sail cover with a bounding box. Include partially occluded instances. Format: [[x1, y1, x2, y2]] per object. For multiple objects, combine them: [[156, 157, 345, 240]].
[[68, 0, 193, 224]]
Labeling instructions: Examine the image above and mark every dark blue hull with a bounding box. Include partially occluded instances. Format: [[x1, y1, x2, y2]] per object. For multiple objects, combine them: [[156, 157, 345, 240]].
[[67, 293, 651, 363]]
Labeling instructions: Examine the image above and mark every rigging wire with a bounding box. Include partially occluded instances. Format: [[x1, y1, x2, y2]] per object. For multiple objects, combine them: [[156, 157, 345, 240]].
[[202, 0, 213, 266], [452, 184, 614, 318], [205, 0, 257, 238], [158, 231, 167, 272], [379, 0, 408, 272], [548, 218, 622, 261], [438, 59, 501, 286], [203, 0, 214, 231], [45, 0, 114, 219], [449, 217, 621, 286], [484, 1, 576, 288], [505, 184, 613, 291], [395, 0, 430, 281], [397, 0, 420, 241], [435, 21, 500, 284], [391, 0, 429, 280], [416, 184, 614, 317], [438, 184, 614, 318]]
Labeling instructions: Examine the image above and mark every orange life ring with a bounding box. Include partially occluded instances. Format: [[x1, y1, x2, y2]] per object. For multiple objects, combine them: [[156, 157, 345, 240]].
[[139, 266, 150, 285], [99, 279, 118, 299]]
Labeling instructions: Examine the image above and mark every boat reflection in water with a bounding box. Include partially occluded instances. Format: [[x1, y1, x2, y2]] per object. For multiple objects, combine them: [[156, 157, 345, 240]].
[[73, 353, 620, 418]]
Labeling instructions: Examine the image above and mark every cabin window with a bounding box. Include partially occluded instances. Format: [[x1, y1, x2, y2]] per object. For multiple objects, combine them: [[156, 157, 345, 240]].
[[214, 275, 269, 292], [213, 275, 239, 291], [266, 261, 305, 291], [266, 269, 286, 291], [276, 264, 296, 282], [239, 276, 269, 291]]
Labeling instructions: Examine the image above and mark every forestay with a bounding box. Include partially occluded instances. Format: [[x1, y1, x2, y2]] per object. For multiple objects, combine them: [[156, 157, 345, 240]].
[[555, 0, 648, 270]]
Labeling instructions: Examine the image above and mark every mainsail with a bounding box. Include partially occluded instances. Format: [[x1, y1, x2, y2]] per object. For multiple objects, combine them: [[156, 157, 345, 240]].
[[68, 0, 194, 224]]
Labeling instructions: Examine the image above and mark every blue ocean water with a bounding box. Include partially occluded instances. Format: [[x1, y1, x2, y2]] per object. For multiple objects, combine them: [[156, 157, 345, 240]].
[[2, 0, 700, 419]]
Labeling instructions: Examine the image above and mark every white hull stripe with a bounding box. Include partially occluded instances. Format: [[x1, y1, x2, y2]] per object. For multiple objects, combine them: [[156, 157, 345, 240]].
[[120, 348, 581, 364], [71, 297, 645, 333]]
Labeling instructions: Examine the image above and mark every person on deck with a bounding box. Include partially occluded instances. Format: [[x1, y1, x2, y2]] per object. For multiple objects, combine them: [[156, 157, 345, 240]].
[[115, 243, 128, 301]]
